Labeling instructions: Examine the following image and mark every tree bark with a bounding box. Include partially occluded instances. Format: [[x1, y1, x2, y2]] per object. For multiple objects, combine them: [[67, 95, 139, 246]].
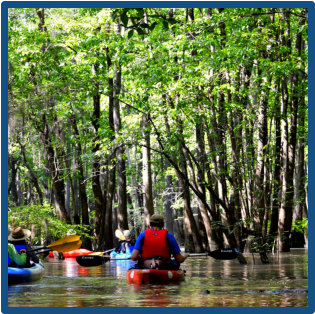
[[142, 113, 154, 227], [113, 67, 128, 231]]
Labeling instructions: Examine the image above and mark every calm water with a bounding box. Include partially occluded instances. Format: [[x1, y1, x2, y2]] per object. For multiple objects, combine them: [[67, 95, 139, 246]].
[[8, 249, 308, 307]]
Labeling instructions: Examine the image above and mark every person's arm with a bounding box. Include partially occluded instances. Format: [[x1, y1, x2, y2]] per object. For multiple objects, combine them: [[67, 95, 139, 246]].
[[173, 252, 189, 263], [26, 244, 39, 263], [131, 249, 140, 261], [115, 241, 122, 252], [167, 233, 189, 264], [8, 243, 27, 266]]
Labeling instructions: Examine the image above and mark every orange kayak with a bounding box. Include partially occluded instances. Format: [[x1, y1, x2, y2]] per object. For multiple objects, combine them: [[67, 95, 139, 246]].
[[48, 249, 93, 258], [126, 268, 185, 284]]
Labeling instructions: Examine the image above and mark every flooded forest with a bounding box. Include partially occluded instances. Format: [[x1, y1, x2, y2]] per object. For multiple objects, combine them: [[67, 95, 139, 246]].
[[8, 7, 308, 265]]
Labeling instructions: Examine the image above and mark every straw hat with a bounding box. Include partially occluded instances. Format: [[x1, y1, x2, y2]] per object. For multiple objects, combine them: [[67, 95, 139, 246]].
[[8, 227, 31, 242]]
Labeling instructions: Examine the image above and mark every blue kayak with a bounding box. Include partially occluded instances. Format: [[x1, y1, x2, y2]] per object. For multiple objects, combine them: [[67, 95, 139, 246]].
[[8, 262, 45, 285], [110, 246, 134, 260]]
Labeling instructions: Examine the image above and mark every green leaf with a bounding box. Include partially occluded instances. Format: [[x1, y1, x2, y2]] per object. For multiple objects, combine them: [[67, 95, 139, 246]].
[[149, 21, 158, 31], [162, 20, 169, 30], [137, 27, 144, 35], [121, 13, 129, 27], [128, 29, 134, 39]]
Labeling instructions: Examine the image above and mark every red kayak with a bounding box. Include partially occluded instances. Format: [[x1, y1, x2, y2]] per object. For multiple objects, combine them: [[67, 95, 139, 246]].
[[126, 268, 185, 284], [48, 249, 93, 258]]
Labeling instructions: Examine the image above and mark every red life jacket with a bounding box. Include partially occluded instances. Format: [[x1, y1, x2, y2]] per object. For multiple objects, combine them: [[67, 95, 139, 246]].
[[141, 229, 170, 260]]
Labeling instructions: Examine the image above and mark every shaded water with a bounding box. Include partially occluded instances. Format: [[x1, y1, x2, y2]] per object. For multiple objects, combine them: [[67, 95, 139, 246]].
[[8, 249, 307, 307]]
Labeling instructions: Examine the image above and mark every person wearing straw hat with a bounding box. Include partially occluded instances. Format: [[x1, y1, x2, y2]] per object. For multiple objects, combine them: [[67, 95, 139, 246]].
[[8, 227, 39, 267], [131, 214, 189, 270]]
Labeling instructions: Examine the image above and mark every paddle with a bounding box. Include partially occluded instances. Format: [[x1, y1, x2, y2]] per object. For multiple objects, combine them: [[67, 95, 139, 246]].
[[29, 235, 82, 253], [76, 255, 110, 267], [76, 255, 134, 267], [76, 248, 240, 267], [88, 248, 115, 256], [188, 248, 240, 260], [115, 229, 126, 241]]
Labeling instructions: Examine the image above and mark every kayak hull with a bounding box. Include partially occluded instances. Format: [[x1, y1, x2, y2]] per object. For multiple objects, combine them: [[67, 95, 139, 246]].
[[48, 248, 93, 258], [63, 249, 93, 258], [126, 269, 185, 284], [110, 245, 134, 260], [110, 251, 132, 259], [8, 262, 45, 285]]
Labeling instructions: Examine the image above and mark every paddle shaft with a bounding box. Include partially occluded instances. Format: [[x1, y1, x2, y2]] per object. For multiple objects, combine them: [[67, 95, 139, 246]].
[[110, 258, 131, 260], [104, 248, 114, 254], [188, 253, 208, 257]]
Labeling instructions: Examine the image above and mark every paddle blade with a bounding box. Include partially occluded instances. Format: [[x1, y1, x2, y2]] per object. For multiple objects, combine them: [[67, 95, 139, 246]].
[[76, 255, 110, 267], [115, 229, 126, 241], [88, 252, 104, 256], [47, 235, 80, 249], [208, 248, 239, 260], [51, 240, 82, 253]]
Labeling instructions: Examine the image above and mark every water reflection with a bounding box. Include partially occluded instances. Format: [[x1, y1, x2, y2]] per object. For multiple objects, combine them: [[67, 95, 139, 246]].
[[108, 259, 135, 278], [8, 249, 308, 307]]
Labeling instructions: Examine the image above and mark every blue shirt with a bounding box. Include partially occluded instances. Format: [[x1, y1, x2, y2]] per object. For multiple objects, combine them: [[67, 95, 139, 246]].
[[134, 230, 181, 255]]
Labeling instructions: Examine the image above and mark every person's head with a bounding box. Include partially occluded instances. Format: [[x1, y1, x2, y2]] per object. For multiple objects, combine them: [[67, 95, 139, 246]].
[[149, 214, 164, 229], [8, 227, 31, 243], [123, 230, 131, 240]]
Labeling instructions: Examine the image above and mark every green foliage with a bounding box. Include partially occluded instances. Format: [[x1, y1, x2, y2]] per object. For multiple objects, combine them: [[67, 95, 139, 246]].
[[292, 219, 308, 234], [8, 205, 92, 244], [8, 8, 308, 250]]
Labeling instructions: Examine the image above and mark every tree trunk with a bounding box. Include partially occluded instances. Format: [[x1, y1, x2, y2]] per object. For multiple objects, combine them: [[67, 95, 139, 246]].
[[164, 158, 174, 234], [268, 82, 282, 244], [91, 79, 106, 249], [278, 11, 295, 252], [8, 155, 20, 205], [113, 67, 128, 230], [142, 113, 154, 227], [252, 62, 270, 263], [103, 62, 116, 249]]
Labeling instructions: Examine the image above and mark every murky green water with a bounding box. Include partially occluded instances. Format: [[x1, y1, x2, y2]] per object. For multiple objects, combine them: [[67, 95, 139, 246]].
[[8, 249, 308, 307]]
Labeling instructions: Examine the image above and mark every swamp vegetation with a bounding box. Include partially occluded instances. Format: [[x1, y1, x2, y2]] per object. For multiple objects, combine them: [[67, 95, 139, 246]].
[[7, 8, 308, 264]]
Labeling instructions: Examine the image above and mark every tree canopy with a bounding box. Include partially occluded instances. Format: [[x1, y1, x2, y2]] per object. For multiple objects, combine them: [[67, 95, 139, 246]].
[[8, 7, 308, 262]]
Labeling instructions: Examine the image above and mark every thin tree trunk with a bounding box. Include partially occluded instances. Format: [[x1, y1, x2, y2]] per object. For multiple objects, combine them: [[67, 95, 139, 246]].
[[113, 67, 128, 230], [142, 113, 154, 227], [278, 10, 295, 252], [91, 78, 106, 249], [164, 158, 174, 234]]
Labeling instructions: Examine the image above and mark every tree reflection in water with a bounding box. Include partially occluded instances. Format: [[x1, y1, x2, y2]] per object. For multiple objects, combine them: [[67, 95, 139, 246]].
[[8, 249, 307, 307]]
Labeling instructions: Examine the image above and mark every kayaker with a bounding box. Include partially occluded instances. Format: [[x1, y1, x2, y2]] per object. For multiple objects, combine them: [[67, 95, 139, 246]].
[[131, 214, 189, 270], [8, 227, 39, 267], [115, 230, 135, 254]]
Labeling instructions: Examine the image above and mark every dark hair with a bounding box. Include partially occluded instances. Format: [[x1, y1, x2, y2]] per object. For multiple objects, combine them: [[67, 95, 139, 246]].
[[150, 221, 164, 228]]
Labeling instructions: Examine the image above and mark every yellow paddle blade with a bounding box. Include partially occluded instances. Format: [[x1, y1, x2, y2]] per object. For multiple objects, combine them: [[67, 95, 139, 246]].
[[115, 229, 126, 241], [47, 235, 80, 249], [50, 240, 82, 253], [88, 252, 104, 256]]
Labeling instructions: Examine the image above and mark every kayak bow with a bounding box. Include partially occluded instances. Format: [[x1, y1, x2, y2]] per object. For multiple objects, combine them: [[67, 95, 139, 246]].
[[126, 268, 185, 284], [8, 262, 45, 285]]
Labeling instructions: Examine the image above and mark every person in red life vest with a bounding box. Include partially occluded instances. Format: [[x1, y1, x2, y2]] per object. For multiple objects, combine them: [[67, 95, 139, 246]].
[[8, 227, 39, 267], [131, 214, 189, 270]]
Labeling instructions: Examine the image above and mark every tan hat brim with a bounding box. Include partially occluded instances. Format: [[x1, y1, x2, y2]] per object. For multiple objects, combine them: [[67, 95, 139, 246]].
[[8, 228, 31, 241]]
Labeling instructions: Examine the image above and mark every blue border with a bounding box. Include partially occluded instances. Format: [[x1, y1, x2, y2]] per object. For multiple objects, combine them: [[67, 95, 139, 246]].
[[2, 2, 313, 314], [1, 1, 315, 8]]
